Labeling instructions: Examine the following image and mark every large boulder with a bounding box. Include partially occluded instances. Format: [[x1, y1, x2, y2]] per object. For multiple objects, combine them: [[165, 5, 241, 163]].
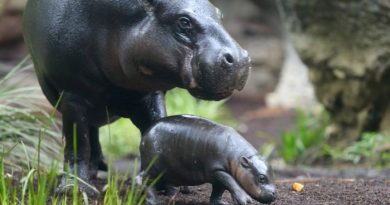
[[283, 0, 390, 145]]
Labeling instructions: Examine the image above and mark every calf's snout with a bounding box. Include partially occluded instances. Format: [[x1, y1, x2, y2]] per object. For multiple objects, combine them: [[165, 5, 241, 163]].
[[258, 185, 277, 204]]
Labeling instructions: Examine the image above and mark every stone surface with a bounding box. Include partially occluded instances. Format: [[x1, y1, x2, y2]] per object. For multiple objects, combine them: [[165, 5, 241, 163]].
[[266, 41, 317, 110], [282, 0, 390, 144]]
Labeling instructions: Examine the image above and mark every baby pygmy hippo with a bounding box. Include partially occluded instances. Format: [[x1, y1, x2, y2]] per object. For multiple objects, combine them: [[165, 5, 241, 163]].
[[140, 115, 277, 205]]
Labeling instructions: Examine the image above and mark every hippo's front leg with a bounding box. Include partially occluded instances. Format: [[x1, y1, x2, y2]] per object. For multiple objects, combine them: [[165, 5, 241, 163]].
[[213, 171, 253, 205], [210, 183, 228, 205], [57, 92, 98, 196], [128, 91, 167, 133]]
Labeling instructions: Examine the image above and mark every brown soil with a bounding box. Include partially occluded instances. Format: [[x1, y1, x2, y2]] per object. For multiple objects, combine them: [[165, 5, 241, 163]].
[[154, 178, 390, 205]]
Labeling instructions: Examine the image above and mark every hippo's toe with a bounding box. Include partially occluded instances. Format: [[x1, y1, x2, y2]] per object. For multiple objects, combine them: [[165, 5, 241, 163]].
[[210, 200, 230, 205], [232, 193, 252, 205]]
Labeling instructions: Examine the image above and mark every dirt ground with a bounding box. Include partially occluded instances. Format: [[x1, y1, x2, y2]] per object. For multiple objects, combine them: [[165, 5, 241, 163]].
[[155, 178, 390, 205], [111, 100, 390, 205]]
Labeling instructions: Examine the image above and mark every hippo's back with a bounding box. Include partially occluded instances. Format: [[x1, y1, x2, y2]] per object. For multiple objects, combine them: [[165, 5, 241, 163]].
[[23, 0, 143, 105], [140, 115, 256, 186]]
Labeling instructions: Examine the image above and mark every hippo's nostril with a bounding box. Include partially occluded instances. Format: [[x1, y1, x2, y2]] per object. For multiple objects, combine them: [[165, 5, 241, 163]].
[[224, 53, 234, 64], [221, 53, 234, 67]]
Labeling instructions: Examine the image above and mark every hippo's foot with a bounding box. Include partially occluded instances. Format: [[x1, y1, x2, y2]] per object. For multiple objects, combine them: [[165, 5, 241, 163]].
[[162, 185, 177, 196], [179, 186, 191, 194], [57, 164, 100, 197], [210, 200, 229, 205], [156, 182, 177, 196], [56, 176, 100, 197], [232, 193, 252, 205]]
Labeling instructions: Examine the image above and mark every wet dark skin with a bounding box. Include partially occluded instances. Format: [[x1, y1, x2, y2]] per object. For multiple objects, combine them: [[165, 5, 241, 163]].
[[23, 0, 250, 195], [141, 115, 277, 205]]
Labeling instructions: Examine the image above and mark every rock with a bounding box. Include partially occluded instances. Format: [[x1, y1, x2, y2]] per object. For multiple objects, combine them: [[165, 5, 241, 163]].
[[282, 0, 390, 144], [266, 42, 317, 110]]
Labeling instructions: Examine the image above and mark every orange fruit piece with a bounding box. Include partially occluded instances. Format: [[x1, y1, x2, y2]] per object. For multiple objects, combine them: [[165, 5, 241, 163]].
[[292, 182, 304, 192]]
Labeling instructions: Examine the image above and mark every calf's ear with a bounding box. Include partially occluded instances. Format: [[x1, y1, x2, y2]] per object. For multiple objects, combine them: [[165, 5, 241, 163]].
[[240, 156, 252, 168]]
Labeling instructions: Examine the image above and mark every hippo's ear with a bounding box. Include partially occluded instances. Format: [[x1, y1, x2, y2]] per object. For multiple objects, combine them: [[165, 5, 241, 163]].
[[240, 156, 252, 168], [139, 0, 160, 12]]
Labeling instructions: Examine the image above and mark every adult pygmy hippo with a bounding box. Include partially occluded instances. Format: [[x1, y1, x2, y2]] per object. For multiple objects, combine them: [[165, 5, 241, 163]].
[[23, 0, 250, 194], [141, 115, 277, 205]]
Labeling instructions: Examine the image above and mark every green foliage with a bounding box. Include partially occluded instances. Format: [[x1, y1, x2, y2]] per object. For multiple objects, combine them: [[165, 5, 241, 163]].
[[165, 88, 232, 123], [324, 133, 390, 166], [100, 88, 233, 159], [280, 109, 330, 165], [100, 119, 141, 158], [280, 109, 390, 167]]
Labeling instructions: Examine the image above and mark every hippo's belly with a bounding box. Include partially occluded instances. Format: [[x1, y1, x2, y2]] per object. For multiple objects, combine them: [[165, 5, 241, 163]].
[[157, 153, 211, 186]]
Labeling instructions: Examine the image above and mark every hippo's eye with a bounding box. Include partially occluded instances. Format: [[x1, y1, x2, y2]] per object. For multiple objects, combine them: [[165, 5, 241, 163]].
[[257, 174, 267, 184], [177, 17, 193, 34], [178, 17, 192, 29]]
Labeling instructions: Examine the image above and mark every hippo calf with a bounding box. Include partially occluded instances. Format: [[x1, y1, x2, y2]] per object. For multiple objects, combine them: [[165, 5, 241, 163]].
[[23, 0, 250, 194], [140, 115, 277, 205]]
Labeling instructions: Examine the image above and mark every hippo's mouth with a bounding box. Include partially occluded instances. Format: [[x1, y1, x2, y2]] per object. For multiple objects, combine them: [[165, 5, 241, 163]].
[[188, 87, 234, 101]]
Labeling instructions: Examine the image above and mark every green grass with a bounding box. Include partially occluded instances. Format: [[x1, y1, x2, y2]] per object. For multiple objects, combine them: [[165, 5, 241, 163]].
[[0, 57, 62, 170], [0, 157, 150, 205]]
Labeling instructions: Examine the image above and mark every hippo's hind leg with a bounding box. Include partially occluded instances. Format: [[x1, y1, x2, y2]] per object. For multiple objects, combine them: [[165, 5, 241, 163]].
[[57, 92, 99, 196], [136, 171, 159, 205], [213, 171, 252, 205]]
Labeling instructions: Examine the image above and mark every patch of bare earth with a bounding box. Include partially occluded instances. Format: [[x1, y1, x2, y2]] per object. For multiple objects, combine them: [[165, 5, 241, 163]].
[[155, 179, 390, 205]]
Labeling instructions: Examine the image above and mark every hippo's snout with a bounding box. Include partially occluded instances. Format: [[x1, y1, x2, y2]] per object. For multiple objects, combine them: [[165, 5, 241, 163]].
[[258, 185, 277, 204], [218, 47, 250, 69], [188, 46, 250, 101], [218, 47, 251, 90]]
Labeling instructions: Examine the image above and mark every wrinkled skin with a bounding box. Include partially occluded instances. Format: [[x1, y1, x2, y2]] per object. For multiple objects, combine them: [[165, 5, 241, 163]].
[[23, 0, 250, 195], [141, 115, 277, 205]]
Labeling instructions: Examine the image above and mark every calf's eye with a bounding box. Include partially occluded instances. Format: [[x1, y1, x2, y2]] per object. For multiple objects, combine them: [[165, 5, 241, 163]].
[[257, 174, 267, 184]]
